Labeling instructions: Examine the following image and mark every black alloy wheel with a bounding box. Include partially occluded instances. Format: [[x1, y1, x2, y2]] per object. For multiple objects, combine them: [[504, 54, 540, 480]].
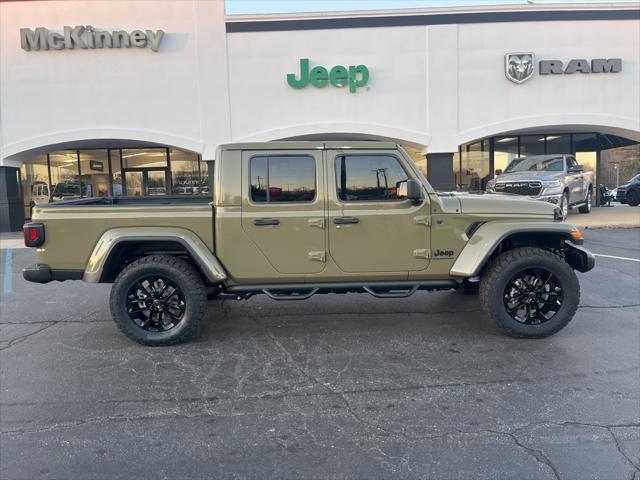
[[110, 255, 206, 346], [479, 246, 580, 338], [126, 276, 186, 332], [503, 269, 563, 325]]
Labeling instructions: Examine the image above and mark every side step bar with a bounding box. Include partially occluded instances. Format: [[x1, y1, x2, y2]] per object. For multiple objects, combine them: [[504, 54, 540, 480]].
[[223, 280, 458, 301]]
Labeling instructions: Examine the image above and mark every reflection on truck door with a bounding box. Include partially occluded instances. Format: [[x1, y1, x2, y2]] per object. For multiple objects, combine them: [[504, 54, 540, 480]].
[[240, 151, 326, 275], [326, 151, 431, 274]]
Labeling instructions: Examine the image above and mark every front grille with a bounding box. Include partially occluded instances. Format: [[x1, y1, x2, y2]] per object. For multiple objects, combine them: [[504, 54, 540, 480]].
[[616, 188, 626, 201], [494, 181, 542, 196]]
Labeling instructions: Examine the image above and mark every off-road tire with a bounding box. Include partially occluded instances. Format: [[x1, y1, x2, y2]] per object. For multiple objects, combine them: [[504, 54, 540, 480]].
[[110, 255, 206, 346], [578, 188, 592, 214], [627, 190, 640, 207], [479, 247, 580, 338]]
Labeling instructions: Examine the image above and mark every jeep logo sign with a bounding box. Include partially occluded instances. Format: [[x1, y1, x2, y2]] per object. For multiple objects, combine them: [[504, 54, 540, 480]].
[[505, 53, 621, 84], [20, 26, 165, 52], [287, 58, 369, 93]]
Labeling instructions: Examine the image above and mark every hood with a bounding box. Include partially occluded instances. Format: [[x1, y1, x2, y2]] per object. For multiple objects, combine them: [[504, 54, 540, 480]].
[[457, 194, 557, 216], [492, 171, 564, 183]]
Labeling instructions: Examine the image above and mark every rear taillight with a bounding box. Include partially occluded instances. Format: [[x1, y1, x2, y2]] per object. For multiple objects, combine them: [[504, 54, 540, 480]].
[[23, 223, 45, 247]]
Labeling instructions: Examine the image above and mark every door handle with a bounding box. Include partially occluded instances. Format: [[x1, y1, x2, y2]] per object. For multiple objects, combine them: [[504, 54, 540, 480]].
[[254, 218, 280, 226], [334, 217, 360, 225]]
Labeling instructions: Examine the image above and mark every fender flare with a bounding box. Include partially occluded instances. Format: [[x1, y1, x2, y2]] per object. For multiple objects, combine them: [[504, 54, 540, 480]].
[[83, 227, 227, 283], [449, 221, 578, 277]]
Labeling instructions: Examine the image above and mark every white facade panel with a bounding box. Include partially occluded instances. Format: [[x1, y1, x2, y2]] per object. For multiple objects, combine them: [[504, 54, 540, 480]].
[[456, 20, 640, 145], [0, 1, 638, 165], [0, 0, 231, 161], [226, 26, 429, 145]]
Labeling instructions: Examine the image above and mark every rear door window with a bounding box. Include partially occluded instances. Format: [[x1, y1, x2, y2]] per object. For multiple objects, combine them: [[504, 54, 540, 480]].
[[250, 156, 316, 203]]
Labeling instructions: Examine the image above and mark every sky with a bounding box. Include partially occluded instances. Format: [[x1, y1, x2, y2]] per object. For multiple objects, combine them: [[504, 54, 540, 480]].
[[225, 0, 639, 15]]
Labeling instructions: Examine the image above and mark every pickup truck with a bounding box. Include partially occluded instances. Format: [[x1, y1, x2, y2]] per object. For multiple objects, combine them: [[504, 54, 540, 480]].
[[485, 154, 595, 219], [615, 173, 640, 206], [22, 141, 595, 346]]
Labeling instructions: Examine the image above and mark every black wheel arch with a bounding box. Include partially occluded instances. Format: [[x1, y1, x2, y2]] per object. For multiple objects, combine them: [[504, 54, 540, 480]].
[[474, 231, 584, 278], [99, 239, 211, 284]]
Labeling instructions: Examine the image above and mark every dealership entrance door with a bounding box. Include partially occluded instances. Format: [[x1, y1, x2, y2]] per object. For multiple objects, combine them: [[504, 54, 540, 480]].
[[123, 168, 168, 196]]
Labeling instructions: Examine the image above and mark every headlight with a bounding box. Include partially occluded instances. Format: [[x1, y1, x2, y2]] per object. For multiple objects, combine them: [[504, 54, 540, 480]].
[[542, 180, 562, 187]]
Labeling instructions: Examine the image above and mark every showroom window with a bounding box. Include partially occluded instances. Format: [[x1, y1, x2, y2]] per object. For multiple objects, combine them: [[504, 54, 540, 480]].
[[545, 135, 571, 155], [79, 150, 110, 197], [519, 135, 545, 157], [335, 154, 408, 201], [110, 150, 124, 196], [49, 150, 82, 200], [121, 148, 168, 169], [460, 140, 490, 191], [600, 144, 640, 189], [250, 156, 316, 203], [493, 137, 518, 174], [170, 148, 201, 195]]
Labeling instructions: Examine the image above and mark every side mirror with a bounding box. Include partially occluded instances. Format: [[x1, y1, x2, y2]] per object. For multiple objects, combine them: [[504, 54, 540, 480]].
[[494, 169, 502, 176], [396, 178, 423, 201], [568, 165, 584, 173]]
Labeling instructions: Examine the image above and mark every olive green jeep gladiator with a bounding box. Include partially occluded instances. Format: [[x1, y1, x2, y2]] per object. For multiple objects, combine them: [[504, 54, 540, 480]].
[[23, 142, 595, 345]]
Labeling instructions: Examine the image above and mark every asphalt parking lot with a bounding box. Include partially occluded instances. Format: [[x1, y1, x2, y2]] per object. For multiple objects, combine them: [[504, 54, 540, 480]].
[[1, 229, 639, 480]]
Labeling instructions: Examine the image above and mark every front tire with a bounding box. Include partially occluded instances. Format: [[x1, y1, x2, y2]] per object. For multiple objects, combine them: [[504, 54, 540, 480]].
[[578, 188, 592, 214], [479, 247, 580, 338], [627, 190, 640, 207], [110, 255, 206, 346]]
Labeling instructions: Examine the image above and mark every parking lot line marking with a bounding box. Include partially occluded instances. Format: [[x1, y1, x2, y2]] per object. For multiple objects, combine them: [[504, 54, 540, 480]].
[[3, 248, 13, 295], [593, 253, 640, 263]]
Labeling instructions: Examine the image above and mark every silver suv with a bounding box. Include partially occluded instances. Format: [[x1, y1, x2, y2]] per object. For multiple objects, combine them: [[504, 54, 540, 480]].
[[486, 154, 594, 219]]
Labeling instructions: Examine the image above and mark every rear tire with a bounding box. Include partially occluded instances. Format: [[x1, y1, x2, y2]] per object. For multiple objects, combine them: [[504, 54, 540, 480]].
[[578, 188, 592, 213], [479, 247, 580, 338], [627, 190, 640, 207], [110, 255, 206, 346]]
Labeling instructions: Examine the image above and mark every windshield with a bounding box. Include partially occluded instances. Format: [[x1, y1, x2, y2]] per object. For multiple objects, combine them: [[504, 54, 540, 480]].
[[504, 156, 564, 173], [628, 174, 640, 184]]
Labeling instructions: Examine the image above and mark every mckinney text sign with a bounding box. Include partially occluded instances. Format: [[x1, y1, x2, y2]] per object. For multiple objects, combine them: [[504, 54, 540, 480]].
[[20, 26, 164, 52]]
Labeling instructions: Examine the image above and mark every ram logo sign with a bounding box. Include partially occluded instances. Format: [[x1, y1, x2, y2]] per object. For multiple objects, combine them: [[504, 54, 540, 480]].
[[505, 52, 622, 84], [505, 53, 535, 84]]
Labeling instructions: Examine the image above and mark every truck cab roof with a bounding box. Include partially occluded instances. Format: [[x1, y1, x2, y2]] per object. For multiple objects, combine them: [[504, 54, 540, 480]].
[[219, 141, 400, 151]]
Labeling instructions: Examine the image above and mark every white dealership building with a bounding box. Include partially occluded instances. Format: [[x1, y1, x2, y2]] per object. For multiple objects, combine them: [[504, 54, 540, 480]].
[[0, 0, 638, 230]]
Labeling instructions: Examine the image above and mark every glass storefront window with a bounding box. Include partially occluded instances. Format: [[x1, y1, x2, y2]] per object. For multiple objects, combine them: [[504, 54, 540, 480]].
[[170, 148, 201, 195], [574, 133, 599, 188], [200, 160, 210, 195], [460, 142, 490, 191], [110, 150, 124, 196], [452, 150, 461, 188], [49, 150, 81, 200], [494, 137, 518, 174], [79, 150, 109, 197], [403, 147, 428, 179], [121, 148, 167, 169], [519, 135, 545, 157], [600, 144, 639, 189], [545, 135, 571, 155], [21, 154, 49, 218]]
